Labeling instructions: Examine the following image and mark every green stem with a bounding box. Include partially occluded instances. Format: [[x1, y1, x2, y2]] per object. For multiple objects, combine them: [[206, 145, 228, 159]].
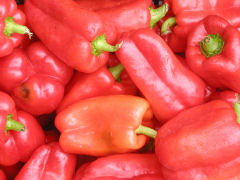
[[108, 64, 124, 81], [234, 93, 240, 124], [199, 34, 224, 58], [5, 114, 25, 135], [149, 3, 168, 29], [135, 125, 157, 139], [91, 34, 122, 56], [4, 17, 33, 38], [161, 17, 176, 35]]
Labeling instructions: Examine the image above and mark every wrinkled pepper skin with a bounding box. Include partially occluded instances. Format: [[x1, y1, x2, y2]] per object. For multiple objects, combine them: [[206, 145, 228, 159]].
[[15, 142, 77, 180], [0, 170, 6, 180], [24, 0, 119, 73], [116, 28, 206, 122], [77, 0, 152, 41], [163, 0, 240, 52], [73, 153, 162, 180], [0, 42, 73, 115], [57, 65, 137, 112], [155, 100, 240, 179], [0, 0, 30, 57], [55, 95, 153, 156], [186, 15, 240, 93], [0, 91, 45, 166], [161, 155, 240, 180]]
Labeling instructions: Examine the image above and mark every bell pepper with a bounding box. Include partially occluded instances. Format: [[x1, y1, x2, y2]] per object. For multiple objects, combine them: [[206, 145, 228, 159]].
[[0, 91, 45, 166], [24, 0, 123, 73], [0, 170, 6, 180], [209, 90, 237, 107], [186, 15, 240, 93], [0, 42, 73, 115], [0, 0, 32, 58], [0, 162, 23, 180], [73, 153, 163, 180], [14, 142, 77, 180], [76, 0, 169, 36], [161, 154, 240, 180], [116, 28, 206, 122], [155, 100, 240, 179], [161, 0, 240, 52], [57, 63, 137, 112], [55, 95, 156, 156]]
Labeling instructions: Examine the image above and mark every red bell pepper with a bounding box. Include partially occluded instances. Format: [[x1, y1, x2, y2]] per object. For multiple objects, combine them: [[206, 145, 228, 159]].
[[209, 90, 237, 107], [55, 95, 156, 156], [76, 0, 169, 36], [0, 0, 32, 58], [0, 162, 23, 180], [161, 154, 240, 180], [73, 153, 162, 180], [57, 63, 137, 112], [161, 0, 240, 52], [155, 100, 240, 179], [15, 142, 77, 180], [186, 15, 240, 93], [0, 91, 45, 166], [116, 28, 206, 122], [0, 169, 6, 180], [0, 42, 73, 115], [24, 0, 122, 73]]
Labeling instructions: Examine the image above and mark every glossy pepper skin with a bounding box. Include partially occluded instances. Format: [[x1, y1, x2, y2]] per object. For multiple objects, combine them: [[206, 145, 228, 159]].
[[116, 28, 206, 122], [76, 0, 163, 40], [161, 0, 240, 52], [57, 64, 137, 113], [0, 0, 32, 58], [73, 153, 162, 180], [186, 15, 240, 93], [0, 42, 73, 115], [161, 155, 240, 180], [15, 142, 77, 180], [55, 95, 154, 156], [24, 0, 122, 73], [0, 91, 45, 166], [156, 100, 240, 179]]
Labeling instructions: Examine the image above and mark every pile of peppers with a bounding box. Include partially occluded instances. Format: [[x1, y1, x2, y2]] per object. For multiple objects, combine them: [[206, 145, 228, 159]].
[[1, 0, 240, 179]]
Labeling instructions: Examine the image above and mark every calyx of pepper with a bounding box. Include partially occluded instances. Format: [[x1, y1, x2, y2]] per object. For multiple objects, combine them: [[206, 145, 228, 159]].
[[108, 64, 125, 81], [135, 125, 157, 139], [5, 114, 25, 135], [234, 93, 240, 124], [161, 17, 176, 35], [4, 16, 33, 39], [199, 34, 224, 58], [149, 3, 168, 29], [91, 34, 122, 56]]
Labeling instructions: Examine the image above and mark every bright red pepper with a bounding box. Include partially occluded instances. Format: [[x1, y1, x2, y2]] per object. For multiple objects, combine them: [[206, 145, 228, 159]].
[[0, 42, 73, 115], [24, 0, 123, 73], [15, 142, 77, 180], [73, 153, 163, 180], [161, 0, 240, 52], [161, 155, 240, 180], [57, 63, 137, 112], [116, 28, 206, 122], [55, 95, 155, 156], [209, 90, 237, 107], [155, 100, 240, 179], [0, 91, 45, 166], [0, 169, 6, 180], [0, 162, 23, 180], [0, 0, 32, 58], [186, 15, 240, 93], [76, 0, 168, 39]]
